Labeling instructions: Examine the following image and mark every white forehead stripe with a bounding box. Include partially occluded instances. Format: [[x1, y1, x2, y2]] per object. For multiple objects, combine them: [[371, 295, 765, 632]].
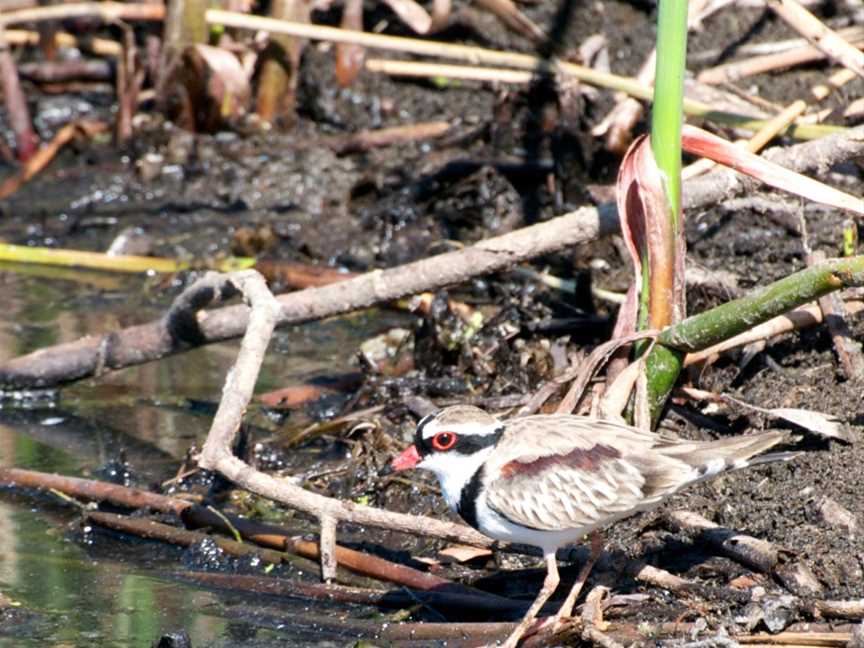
[[421, 420, 502, 440]]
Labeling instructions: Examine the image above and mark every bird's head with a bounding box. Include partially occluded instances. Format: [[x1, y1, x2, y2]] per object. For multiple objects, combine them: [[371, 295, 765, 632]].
[[387, 405, 504, 510]]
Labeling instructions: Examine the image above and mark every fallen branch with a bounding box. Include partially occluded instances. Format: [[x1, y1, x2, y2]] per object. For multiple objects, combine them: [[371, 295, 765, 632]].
[[1, 126, 862, 390], [666, 510, 785, 574], [0, 205, 615, 388], [193, 271, 493, 557], [697, 25, 864, 84]]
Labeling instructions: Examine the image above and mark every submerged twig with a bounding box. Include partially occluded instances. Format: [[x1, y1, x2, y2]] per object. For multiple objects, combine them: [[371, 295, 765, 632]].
[[0, 466, 480, 592]]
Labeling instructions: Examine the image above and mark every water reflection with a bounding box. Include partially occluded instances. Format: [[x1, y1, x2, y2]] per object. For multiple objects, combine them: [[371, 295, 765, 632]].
[[0, 268, 407, 646]]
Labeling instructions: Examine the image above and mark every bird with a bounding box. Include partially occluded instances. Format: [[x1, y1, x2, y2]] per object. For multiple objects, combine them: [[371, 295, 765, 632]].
[[387, 405, 798, 648]]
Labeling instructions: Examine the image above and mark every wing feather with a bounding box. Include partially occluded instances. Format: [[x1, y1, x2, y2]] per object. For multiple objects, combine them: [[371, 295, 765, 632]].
[[484, 415, 694, 532]]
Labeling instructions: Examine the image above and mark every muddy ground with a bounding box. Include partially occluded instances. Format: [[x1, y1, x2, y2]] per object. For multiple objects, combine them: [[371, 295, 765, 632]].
[[2, 0, 864, 643]]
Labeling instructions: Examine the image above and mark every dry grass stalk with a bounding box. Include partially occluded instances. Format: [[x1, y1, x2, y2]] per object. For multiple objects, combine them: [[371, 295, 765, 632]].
[[4, 29, 122, 56], [768, 0, 864, 79], [697, 25, 864, 84]]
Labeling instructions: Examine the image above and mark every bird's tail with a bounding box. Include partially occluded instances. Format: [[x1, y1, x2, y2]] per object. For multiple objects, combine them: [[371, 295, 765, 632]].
[[661, 431, 799, 479]]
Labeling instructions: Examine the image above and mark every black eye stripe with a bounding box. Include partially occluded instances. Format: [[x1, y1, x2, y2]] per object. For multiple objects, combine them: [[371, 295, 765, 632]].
[[417, 425, 505, 456], [451, 427, 503, 454]]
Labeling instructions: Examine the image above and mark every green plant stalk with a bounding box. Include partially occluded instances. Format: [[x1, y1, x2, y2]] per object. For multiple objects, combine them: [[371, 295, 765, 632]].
[[639, 0, 688, 403], [650, 0, 688, 230], [843, 219, 858, 257], [645, 256, 864, 416]]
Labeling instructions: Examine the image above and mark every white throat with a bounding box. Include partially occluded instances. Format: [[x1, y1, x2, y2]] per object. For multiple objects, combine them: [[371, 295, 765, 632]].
[[419, 447, 494, 513]]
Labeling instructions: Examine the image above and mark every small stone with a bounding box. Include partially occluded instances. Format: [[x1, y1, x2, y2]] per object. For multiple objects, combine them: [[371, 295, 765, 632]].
[[816, 497, 858, 535], [761, 595, 797, 633], [136, 152, 164, 182]]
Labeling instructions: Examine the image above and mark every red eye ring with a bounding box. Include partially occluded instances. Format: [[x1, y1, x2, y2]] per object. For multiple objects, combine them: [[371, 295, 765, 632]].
[[431, 432, 457, 451]]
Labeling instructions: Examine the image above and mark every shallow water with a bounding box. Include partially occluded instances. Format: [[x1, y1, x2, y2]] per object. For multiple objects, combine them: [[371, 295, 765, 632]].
[[0, 268, 404, 647]]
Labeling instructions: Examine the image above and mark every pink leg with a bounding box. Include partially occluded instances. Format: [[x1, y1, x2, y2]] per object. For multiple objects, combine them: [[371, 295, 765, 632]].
[[498, 554, 560, 648], [554, 531, 603, 620]]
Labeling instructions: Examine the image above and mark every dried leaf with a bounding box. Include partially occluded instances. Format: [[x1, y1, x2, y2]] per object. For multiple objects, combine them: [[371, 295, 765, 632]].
[[556, 329, 659, 414], [438, 544, 493, 562], [718, 392, 855, 442], [598, 356, 643, 421], [380, 0, 432, 34], [616, 134, 686, 330], [175, 44, 250, 131], [764, 407, 853, 442], [682, 125, 864, 216]]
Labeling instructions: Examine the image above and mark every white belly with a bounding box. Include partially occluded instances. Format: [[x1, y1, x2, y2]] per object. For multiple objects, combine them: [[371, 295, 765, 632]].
[[473, 492, 600, 555]]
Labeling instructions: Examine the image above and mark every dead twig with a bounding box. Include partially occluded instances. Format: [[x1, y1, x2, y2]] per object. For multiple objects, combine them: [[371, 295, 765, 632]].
[[177, 571, 527, 613], [666, 510, 784, 574], [329, 121, 452, 154], [736, 631, 854, 645], [193, 270, 492, 552], [813, 600, 864, 621], [697, 26, 864, 84], [0, 1, 165, 27], [4, 29, 122, 56], [0, 120, 108, 200], [474, 0, 546, 43], [0, 466, 483, 592], [808, 251, 864, 381], [684, 300, 864, 367], [768, 0, 864, 79]]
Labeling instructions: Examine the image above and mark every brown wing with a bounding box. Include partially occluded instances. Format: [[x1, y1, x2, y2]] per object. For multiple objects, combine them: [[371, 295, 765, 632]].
[[484, 416, 693, 531]]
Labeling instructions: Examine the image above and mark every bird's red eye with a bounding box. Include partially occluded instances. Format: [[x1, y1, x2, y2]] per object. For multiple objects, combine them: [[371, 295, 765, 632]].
[[432, 432, 457, 451]]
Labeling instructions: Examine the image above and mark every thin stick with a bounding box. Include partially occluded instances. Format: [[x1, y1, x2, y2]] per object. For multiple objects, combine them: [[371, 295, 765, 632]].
[[0, 1, 165, 26], [666, 510, 781, 573], [4, 29, 123, 56], [0, 31, 38, 161], [736, 632, 854, 646], [697, 25, 864, 84], [768, 0, 864, 79], [0, 465, 487, 592], [366, 58, 535, 83], [684, 300, 864, 366], [0, 120, 107, 199]]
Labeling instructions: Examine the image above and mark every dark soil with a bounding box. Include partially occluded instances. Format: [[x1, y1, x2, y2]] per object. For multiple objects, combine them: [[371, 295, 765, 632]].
[[1, 0, 863, 643]]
